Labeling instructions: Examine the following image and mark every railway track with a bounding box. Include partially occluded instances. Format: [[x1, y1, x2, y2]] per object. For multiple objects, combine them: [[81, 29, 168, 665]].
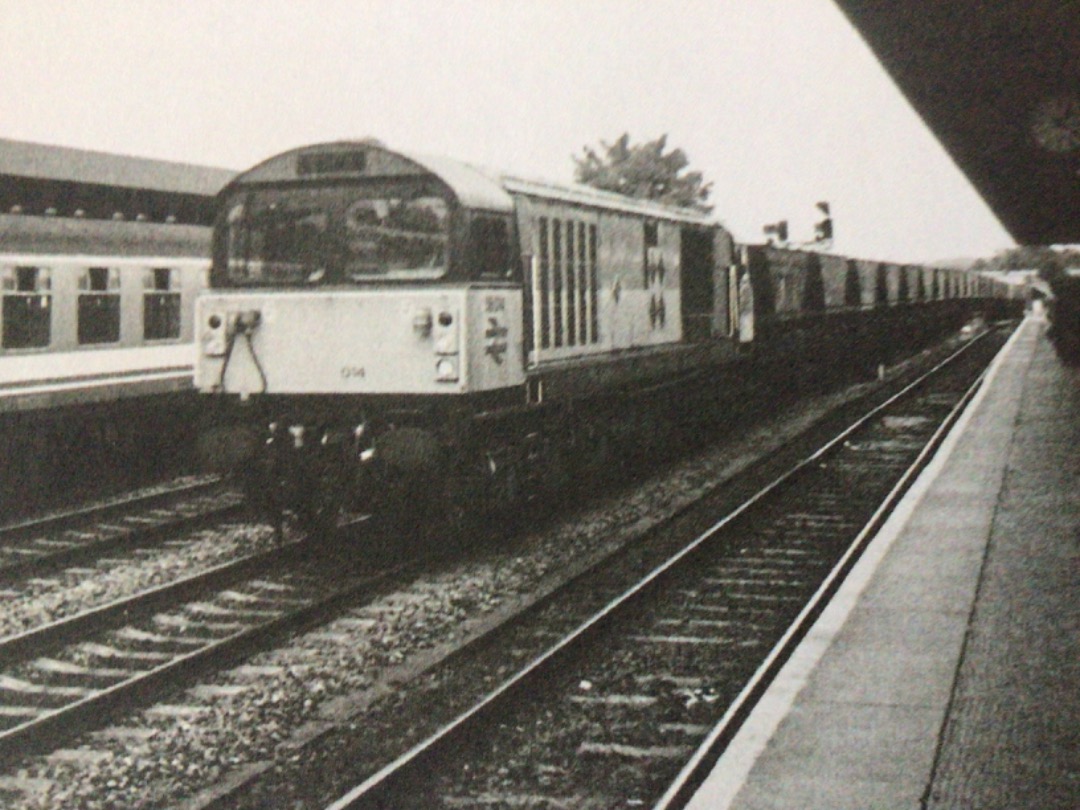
[[0, 523, 402, 768], [0, 477, 243, 583], [313, 327, 1009, 810]]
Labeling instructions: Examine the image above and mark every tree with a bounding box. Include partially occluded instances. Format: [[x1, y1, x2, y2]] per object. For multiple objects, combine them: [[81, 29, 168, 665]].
[[970, 245, 1080, 281], [573, 133, 713, 211]]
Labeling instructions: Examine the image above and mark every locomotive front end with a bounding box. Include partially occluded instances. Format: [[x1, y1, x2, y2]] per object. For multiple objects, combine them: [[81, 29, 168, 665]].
[[194, 141, 524, 535], [197, 287, 522, 399]]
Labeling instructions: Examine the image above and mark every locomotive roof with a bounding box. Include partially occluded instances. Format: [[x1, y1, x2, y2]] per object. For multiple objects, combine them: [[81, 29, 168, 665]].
[[498, 174, 715, 226], [0, 138, 235, 197], [227, 141, 718, 227]]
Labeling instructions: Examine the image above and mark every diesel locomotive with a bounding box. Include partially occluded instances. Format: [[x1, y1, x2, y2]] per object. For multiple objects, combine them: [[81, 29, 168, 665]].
[[194, 140, 1014, 538]]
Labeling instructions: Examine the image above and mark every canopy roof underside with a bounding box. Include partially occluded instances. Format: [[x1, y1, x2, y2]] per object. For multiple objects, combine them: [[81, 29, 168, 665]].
[[834, 0, 1079, 245]]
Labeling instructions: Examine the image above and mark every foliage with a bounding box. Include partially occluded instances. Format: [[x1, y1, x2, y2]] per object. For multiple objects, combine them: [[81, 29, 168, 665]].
[[970, 245, 1080, 281], [573, 133, 713, 211]]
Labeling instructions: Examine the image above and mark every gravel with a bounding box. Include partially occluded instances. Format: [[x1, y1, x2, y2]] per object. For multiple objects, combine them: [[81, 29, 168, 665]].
[[0, 521, 278, 639], [0, 475, 216, 533], [0, 364, 927, 809]]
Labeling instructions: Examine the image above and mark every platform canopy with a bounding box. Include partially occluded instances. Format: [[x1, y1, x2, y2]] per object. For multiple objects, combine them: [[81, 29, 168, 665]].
[[834, 1, 1079, 245], [0, 138, 235, 225], [0, 138, 234, 197]]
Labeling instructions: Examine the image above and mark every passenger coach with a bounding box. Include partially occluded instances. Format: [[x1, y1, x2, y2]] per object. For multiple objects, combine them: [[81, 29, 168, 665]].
[[0, 214, 207, 410], [0, 213, 210, 519]]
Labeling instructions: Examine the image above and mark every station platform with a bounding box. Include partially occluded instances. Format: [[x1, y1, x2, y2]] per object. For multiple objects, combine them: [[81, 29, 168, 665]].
[[0, 343, 193, 413], [686, 314, 1079, 809]]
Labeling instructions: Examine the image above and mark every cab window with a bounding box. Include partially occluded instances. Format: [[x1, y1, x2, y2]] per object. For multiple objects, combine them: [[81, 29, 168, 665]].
[[469, 215, 513, 279]]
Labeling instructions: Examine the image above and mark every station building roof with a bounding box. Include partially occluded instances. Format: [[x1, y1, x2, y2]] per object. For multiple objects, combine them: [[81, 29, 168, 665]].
[[0, 138, 234, 196], [0, 138, 235, 226]]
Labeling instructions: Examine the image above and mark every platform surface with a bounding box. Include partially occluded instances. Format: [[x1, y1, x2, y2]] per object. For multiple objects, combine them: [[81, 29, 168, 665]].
[[686, 315, 1079, 809], [0, 343, 193, 412]]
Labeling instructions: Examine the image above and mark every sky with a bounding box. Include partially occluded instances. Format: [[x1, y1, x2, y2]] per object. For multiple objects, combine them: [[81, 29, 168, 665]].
[[0, 0, 1015, 263]]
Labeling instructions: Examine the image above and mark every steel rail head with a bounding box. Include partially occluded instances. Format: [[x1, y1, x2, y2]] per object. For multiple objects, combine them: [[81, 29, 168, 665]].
[[321, 324, 1012, 810]]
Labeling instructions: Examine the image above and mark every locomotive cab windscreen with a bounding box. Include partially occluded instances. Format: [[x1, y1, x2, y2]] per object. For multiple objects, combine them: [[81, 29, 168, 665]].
[[210, 143, 516, 288], [215, 181, 453, 287]]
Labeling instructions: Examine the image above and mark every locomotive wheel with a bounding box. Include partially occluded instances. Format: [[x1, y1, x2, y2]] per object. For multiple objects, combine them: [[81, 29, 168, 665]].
[[488, 455, 523, 532], [435, 463, 485, 546], [367, 470, 428, 560], [574, 420, 613, 484], [239, 457, 289, 536], [296, 442, 351, 542], [368, 463, 484, 558], [296, 479, 344, 541]]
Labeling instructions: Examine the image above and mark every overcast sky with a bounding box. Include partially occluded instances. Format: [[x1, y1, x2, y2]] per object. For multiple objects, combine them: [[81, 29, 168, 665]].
[[0, 0, 1014, 262]]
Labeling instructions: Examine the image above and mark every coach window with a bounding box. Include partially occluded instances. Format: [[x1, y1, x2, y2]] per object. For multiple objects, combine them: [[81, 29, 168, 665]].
[[1, 266, 52, 349], [78, 266, 121, 344], [469, 215, 513, 279], [144, 267, 181, 340]]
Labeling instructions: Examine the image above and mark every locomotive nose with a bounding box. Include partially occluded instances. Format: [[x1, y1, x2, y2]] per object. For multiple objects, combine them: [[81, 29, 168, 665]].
[[201, 309, 262, 357]]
